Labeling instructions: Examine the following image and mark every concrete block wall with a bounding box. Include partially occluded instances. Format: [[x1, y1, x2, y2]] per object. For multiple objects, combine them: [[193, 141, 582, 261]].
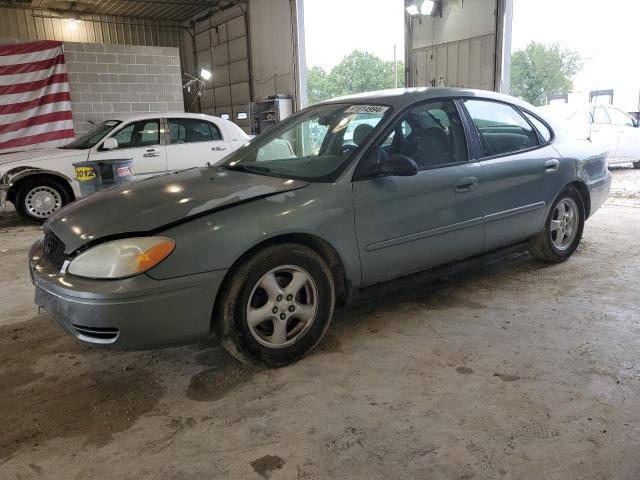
[[63, 42, 184, 134]]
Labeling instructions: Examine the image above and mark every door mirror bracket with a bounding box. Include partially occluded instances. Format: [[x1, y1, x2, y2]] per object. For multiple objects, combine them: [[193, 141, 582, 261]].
[[357, 148, 418, 180], [102, 137, 118, 150]]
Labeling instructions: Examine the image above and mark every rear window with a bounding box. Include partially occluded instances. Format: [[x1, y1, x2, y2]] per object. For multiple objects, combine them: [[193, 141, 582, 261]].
[[523, 112, 553, 143], [464, 100, 539, 157]]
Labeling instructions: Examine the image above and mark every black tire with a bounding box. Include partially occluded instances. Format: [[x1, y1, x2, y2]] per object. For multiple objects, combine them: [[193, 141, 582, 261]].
[[633, 160, 640, 169], [215, 243, 335, 367], [15, 177, 72, 223], [528, 187, 585, 263]]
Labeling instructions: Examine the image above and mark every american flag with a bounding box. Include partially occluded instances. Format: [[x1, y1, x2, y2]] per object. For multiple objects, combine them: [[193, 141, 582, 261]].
[[0, 40, 74, 154]]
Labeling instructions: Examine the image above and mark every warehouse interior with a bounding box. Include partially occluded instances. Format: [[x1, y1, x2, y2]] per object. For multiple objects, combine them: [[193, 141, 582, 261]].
[[1, 0, 639, 478]]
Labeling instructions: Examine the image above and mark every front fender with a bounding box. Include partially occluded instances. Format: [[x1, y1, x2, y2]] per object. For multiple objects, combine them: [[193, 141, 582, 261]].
[[147, 182, 362, 287], [1, 167, 74, 202]]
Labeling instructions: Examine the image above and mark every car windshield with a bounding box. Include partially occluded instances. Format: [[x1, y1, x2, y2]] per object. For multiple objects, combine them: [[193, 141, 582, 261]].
[[221, 103, 390, 181], [61, 120, 122, 149]]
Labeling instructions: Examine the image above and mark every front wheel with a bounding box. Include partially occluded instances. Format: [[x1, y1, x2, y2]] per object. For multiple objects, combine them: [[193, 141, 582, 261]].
[[15, 177, 72, 222], [633, 160, 640, 169], [528, 187, 585, 262], [216, 243, 335, 367]]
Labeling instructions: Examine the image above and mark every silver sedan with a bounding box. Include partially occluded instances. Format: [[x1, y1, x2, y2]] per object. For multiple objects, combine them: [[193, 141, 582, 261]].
[[29, 88, 612, 366]]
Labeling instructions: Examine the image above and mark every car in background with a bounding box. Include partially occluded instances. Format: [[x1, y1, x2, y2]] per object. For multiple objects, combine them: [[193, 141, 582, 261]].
[[0, 113, 250, 221], [538, 103, 640, 168], [29, 88, 611, 367]]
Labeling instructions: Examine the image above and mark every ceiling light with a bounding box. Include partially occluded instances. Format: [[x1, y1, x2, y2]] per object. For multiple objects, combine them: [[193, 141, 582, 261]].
[[67, 18, 80, 30], [406, 4, 419, 15], [406, 0, 438, 16], [421, 0, 436, 15], [200, 68, 212, 81]]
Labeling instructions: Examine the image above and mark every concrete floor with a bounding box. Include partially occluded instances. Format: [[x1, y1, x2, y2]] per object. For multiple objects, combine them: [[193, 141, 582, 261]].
[[1, 167, 639, 480]]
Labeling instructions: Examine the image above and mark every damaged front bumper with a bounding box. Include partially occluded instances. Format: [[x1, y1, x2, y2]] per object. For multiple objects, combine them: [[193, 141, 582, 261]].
[[29, 239, 227, 350]]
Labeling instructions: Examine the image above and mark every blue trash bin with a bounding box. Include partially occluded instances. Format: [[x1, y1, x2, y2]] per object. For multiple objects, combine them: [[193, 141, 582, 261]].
[[73, 158, 134, 197]]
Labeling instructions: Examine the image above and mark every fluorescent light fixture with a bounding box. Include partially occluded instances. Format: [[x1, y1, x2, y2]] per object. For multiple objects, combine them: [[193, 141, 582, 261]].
[[200, 68, 212, 81], [421, 0, 436, 15], [406, 4, 419, 15]]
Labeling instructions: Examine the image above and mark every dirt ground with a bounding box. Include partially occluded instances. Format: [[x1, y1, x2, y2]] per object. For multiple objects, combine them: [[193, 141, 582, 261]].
[[1, 168, 639, 480]]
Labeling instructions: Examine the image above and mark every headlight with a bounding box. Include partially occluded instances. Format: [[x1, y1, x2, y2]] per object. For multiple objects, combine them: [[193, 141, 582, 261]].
[[68, 237, 175, 279]]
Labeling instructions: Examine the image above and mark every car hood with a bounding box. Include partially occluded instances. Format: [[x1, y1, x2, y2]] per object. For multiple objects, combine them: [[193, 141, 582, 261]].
[[45, 167, 309, 253], [0, 147, 88, 169]]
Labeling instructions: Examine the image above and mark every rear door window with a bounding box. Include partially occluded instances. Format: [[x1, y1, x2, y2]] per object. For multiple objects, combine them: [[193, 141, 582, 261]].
[[607, 108, 634, 127], [168, 118, 222, 143], [464, 100, 539, 157]]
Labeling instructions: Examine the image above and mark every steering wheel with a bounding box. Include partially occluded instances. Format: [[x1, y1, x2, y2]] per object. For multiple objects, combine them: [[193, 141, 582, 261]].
[[340, 144, 358, 155]]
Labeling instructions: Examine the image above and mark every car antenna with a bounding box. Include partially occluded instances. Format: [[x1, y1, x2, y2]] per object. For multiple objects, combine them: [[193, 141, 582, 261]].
[[587, 79, 601, 143]]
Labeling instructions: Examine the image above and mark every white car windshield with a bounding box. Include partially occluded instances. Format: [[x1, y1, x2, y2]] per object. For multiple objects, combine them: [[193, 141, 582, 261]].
[[61, 120, 122, 150], [221, 103, 390, 181]]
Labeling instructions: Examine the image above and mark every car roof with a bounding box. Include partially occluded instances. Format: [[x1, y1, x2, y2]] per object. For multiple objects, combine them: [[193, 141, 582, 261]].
[[320, 87, 536, 110], [105, 111, 224, 123]]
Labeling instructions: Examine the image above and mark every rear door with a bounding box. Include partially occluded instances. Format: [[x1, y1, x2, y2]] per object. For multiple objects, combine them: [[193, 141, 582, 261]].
[[461, 99, 565, 251], [89, 118, 166, 176], [165, 117, 232, 170], [606, 107, 640, 161], [353, 99, 484, 285]]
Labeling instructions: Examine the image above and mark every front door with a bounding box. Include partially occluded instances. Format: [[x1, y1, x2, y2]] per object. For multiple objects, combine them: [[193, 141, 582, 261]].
[[90, 118, 166, 176], [461, 99, 565, 251], [353, 99, 484, 286], [165, 117, 233, 170], [590, 106, 619, 161]]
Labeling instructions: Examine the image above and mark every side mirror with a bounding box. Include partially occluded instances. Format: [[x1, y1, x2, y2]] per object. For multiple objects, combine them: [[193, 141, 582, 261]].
[[381, 152, 418, 177], [357, 149, 418, 179], [102, 137, 118, 150]]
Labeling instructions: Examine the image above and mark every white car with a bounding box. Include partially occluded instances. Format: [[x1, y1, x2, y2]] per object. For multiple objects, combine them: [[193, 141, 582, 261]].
[[0, 112, 250, 221], [538, 103, 640, 168]]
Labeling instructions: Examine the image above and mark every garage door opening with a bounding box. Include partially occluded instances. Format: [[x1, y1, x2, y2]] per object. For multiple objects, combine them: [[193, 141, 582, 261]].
[[510, 0, 640, 117], [302, 0, 405, 105]]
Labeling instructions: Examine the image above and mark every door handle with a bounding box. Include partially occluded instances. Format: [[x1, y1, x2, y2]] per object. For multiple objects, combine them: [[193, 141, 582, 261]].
[[544, 159, 560, 173], [211, 146, 227, 151], [143, 148, 160, 157], [454, 176, 479, 193]]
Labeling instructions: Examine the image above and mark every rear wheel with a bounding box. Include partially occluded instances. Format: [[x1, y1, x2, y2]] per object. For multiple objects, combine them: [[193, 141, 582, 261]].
[[216, 243, 335, 367], [15, 177, 71, 222], [633, 160, 640, 169], [528, 187, 585, 262]]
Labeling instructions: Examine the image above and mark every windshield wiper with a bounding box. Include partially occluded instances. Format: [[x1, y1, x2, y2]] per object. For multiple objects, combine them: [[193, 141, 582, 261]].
[[222, 163, 272, 175]]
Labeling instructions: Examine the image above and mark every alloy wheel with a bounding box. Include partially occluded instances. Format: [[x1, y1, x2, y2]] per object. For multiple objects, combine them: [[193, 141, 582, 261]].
[[246, 265, 318, 348], [550, 197, 579, 251]]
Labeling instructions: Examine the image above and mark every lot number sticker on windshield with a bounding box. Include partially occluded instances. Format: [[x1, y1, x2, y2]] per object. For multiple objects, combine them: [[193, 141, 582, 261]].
[[345, 105, 389, 114]]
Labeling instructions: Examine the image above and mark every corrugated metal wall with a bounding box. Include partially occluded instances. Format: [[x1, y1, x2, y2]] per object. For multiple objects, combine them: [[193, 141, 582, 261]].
[[192, 12, 252, 132], [406, 0, 507, 91], [0, 7, 183, 46], [412, 34, 496, 90], [0, 6, 187, 69]]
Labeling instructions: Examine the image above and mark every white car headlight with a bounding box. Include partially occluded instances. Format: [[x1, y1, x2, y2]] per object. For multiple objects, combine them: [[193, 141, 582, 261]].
[[68, 237, 175, 279]]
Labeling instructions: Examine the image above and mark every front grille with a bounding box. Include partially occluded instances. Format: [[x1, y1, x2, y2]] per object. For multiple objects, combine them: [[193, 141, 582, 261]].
[[43, 232, 66, 269], [71, 324, 119, 343]]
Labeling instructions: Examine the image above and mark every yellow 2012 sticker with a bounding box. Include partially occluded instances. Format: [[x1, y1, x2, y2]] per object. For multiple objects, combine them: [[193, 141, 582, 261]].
[[75, 166, 96, 181]]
